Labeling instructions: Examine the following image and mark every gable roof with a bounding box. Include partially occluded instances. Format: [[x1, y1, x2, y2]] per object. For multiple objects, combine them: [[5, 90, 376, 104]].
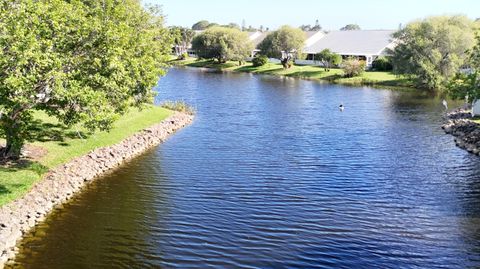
[[304, 30, 395, 55]]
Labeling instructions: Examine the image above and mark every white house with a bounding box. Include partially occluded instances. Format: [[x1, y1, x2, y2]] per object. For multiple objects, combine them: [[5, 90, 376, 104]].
[[248, 30, 325, 62], [298, 30, 396, 68]]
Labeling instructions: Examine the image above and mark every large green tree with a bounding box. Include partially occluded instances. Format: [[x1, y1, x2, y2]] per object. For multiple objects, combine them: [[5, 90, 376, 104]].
[[448, 34, 480, 102], [391, 15, 475, 91], [0, 0, 173, 159], [258, 25, 306, 68], [191, 27, 253, 64]]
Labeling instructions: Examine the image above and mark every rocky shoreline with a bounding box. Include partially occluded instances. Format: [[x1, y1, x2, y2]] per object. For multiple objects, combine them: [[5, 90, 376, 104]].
[[442, 108, 480, 155], [0, 112, 193, 268]]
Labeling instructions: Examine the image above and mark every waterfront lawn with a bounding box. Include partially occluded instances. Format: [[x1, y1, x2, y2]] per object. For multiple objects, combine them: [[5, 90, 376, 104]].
[[171, 57, 413, 89], [0, 105, 172, 206]]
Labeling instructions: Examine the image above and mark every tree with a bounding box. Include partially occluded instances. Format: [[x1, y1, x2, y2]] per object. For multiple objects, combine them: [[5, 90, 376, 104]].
[[192, 20, 210, 30], [0, 0, 173, 159], [170, 26, 195, 55], [300, 25, 312, 31], [224, 23, 241, 30], [340, 24, 361, 31], [258, 25, 306, 68], [372, 56, 393, 71], [312, 20, 322, 31], [315, 49, 342, 71], [342, 57, 366, 77], [391, 15, 475, 91], [252, 55, 269, 67], [300, 20, 322, 31], [191, 27, 253, 64], [448, 34, 480, 102]]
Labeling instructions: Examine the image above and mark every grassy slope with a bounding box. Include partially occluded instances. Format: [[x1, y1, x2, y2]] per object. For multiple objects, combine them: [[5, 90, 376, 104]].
[[172, 58, 414, 90], [0, 106, 172, 206]]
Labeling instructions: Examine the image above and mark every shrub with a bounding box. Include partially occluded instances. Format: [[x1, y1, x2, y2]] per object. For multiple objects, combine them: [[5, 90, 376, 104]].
[[177, 53, 188, 60], [252, 55, 269, 67], [372, 56, 393, 71], [160, 101, 195, 115], [342, 58, 366, 77]]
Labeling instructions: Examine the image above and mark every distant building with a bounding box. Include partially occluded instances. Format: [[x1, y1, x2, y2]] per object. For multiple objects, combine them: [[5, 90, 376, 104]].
[[178, 29, 397, 69], [298, 30, 396, 68]]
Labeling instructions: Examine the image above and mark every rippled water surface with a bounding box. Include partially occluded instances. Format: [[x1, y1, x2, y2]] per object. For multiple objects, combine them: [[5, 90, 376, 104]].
[[10, 68, 480, 268]]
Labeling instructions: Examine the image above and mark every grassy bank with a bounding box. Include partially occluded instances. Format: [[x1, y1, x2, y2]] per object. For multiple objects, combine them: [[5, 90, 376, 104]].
[[171, 58, 414, 90], [0, 106, 172, 206]]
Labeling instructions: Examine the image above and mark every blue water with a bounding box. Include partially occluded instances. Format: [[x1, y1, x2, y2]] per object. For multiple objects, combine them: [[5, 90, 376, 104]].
[[11, 68, 480, 268]]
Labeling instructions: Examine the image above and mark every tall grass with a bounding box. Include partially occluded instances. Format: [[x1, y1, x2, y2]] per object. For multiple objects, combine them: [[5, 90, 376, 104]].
[[160, 100, 196, 115]]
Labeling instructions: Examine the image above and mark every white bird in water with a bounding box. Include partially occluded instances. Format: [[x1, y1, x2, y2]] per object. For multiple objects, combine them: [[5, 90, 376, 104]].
[[442, 99, 448, 110], [339, 103, 344, 112]]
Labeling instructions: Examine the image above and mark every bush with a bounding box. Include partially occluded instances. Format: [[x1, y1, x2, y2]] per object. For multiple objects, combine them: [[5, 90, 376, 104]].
[[177, 53, 188, 60], [342, 58, 366, 77], [372, 56, 393, 71], [252, 55, 269, 67]]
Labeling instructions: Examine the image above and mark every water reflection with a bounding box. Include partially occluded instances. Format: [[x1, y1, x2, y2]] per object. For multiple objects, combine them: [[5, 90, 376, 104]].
[[10, 68, 480, 268]]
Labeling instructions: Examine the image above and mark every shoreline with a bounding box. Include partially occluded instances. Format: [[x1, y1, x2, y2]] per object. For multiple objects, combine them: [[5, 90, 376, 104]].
[[170, 59, 417, 92], [0, 112, 194, 267], [442, 108, 480, 155]]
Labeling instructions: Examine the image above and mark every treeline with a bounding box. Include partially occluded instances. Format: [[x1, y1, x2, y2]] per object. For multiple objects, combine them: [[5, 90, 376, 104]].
[[174, 16, 480, 97]]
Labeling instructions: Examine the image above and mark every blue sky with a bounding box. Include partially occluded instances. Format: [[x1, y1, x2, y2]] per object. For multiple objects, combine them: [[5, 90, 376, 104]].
[[143, 0, 479, 30]]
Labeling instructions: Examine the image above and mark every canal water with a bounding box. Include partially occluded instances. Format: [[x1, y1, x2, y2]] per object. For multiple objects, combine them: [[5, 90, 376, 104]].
[[10, 68, 480, 268]]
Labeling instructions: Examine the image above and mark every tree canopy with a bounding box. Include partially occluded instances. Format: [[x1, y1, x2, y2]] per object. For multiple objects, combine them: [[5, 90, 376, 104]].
[[300, 20, 322, 31], [315, 49, 342, 71], [391, 15, 475, 91], [448, 34, 480, 102], [192, 20, 211, 30], [340, 24, 361, 31], [0, 0, 173, 158], [170, 26, 195, 54], [258, 25, 306, 68], [191, 27, 253, 63]]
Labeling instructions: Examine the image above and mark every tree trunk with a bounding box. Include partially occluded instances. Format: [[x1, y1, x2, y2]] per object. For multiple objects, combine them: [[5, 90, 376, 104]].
[[1, 119, 24, 160]]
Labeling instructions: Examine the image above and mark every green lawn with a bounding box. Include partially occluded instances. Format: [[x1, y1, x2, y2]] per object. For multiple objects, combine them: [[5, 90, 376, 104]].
[[171, 57, 414, 90], [0, 105, 172, 206]]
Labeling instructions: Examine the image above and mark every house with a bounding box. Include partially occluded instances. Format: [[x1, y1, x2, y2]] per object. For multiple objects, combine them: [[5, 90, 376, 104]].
[[247, 30, 325, 62], [298, 30, 396, 68]]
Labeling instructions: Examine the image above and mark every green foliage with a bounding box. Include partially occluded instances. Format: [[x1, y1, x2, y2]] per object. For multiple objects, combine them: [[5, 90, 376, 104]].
[[448, 34, 480, 101], [391, 15, 475, 91], [315, 49, 342, 71], [191, 27, 253, 63], [372, 56, 393, 71], [342, 58, 366, 77], [258, 25, 306, 65], [0, 0, 173, 158], [252, 55, 269, 67], [160, 100, 195, 115], [192, 20, 210, 30], [177, 53, 188, 60], [340, 24, 361, 31], [170, 26, 195, 55]]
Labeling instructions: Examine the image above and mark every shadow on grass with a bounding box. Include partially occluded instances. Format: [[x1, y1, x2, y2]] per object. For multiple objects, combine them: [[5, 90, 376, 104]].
[[0, 159, 49, 175], [236, 66, 285, 74], [23, 119, 88, 144], [0, 185, 11, 194]]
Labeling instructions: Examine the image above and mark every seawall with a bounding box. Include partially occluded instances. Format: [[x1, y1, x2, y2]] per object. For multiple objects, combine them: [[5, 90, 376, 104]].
[[442, 109, 480, 155], [0, 112, 194, 267]]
